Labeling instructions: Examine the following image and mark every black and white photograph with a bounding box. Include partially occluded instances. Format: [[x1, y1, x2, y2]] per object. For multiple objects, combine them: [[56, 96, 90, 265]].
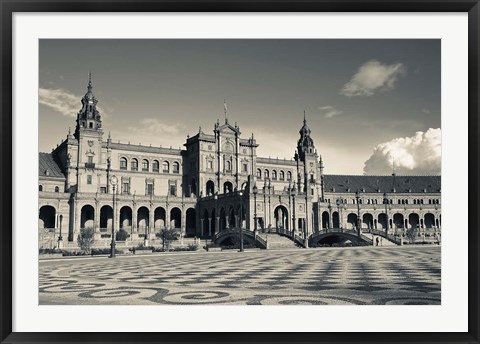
[[38, 39, 441, 306]]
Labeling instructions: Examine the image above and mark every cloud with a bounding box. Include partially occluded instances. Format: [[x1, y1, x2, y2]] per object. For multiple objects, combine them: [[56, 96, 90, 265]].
[[421, 108, 431, 114], [318, 106, 343, 118], [363, 128, 441, 175], [128, 118, 184, 136], [340, 60, 406, 97], [39, 87, 109, 118], [39, 88, 80, 118]]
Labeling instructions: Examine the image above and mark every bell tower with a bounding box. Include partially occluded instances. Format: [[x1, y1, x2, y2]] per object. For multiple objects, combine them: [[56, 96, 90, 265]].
[[294, 111, 319, 194], [72, 73, 105, 193], [74, 72, 103, 139]]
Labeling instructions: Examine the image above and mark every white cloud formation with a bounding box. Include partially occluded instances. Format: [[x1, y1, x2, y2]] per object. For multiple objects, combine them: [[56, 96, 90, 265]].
[[128, 118, 184, 136], [39, 88, 80, 118], [363, 128, 441, 175], [318, 105, 343, 118], [340, 60, 406, 97], [421, 108, 431, 114], [39, 87, 109, 118]]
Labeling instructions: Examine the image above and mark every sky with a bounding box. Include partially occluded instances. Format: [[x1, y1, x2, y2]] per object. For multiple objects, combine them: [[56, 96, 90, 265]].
[[39, 39, 441, 175]]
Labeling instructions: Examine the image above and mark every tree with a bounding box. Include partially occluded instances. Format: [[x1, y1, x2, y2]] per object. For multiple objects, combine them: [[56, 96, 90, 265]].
[[156, 228, 179, 250], [406, 227, 417, 244], [77, 227, 95, 253], [116, 229, 129, 241]]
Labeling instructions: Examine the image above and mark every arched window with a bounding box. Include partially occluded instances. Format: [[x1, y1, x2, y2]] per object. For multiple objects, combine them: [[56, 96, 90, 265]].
[[256, 168, 262, 179], [265, 170, 270, 179], [287, 171, 292, 181], [131, 158, 138, 171], [142, 159, 149, 172], [173, 161, 180, 174], [120, 157, 127, 170], [152, 160, 159, 172], [226, 160, 232, 172], [39, 185, 43, 192], [405, 199, 408, 205], [272, 170, 277, 180], [163, 161, 170, 173], [279, 171, 285, 181], [55, 186, 59, 193]]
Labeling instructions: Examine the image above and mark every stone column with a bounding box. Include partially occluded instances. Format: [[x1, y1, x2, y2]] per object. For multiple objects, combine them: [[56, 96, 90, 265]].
[[149, 204, 155, 239], [74, 200, 81, 242], [208, 218, 212, 236], [216, 217, 220, 234]]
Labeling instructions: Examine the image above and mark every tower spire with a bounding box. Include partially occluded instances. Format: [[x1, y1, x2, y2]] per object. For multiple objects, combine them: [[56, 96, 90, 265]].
[[304, 110, 306, 124], [88, 71, 92, 91], [224, 99, 228, 123]]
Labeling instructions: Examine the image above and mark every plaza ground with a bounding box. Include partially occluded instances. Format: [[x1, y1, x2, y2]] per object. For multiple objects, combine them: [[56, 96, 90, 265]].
[[39, 245, 440, 305]]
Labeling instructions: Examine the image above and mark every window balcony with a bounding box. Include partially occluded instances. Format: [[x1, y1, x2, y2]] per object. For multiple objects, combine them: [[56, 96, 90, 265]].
[[85, 162, 95, 169]]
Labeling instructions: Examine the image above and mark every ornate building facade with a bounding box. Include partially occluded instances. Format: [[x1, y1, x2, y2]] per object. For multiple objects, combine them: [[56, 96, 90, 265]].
[[38, 77, 441, 248]]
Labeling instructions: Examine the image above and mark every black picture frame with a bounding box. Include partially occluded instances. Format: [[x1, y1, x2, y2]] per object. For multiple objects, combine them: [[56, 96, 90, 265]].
[[1, 1, 479, 343]]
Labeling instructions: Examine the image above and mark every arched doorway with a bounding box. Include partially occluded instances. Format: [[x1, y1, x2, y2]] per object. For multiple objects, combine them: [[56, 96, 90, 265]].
[[154, 207, 166, 229], [119, 206, 132, 232], [393, 213, 404, 229], [424, 213, 435, 228], [332, 211, 339, 228], [228, 206, 235, 228], [224, 181, 233, 194], [191, 178, 197, 196], [203, 209, 210, 236], [378, 213, 388, 230], [220, 208, 226, 232], [170, 207, 181, 229], [362, 213, 373, 229], [211, 209, 216, 236], [39, 205, 56, 228], [206, 180, 215, 196], [100, 205, 113, 229], [80, 205, 95, 229], [274, 205, 289, 229], [186, 208, 196, 237], [237, 204, 246, 229], [347, 213, 357, 229], [137, 206, 149, 234], [321, 211, 329, 229], [409, 213, 419, 229]]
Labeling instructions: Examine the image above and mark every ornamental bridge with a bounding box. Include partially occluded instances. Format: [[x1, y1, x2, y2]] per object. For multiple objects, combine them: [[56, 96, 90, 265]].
[[212, 227, 375, 249]]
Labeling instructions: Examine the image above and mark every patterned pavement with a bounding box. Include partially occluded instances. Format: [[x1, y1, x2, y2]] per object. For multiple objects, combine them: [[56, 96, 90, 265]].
[[39, 246, 441, 305]]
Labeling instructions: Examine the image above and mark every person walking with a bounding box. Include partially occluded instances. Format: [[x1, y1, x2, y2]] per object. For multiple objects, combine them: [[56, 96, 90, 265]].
[[376, 237, 379, 246]]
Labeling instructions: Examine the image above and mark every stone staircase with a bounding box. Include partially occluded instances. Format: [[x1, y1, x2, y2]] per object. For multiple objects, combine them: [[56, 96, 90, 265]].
[[260, 233, 300, 249], [363, 232, 397, 246]]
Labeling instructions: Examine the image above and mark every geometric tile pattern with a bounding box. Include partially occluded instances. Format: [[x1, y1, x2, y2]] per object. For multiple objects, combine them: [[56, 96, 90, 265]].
[[39, 246, 441, 305]]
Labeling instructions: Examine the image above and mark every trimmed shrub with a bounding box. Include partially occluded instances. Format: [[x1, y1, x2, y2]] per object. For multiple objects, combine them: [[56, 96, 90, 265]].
[[116, 229, 129, 241]]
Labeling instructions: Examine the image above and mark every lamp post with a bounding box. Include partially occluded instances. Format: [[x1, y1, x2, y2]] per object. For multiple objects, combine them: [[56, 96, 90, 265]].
[[305, 187, 309, 241], [109, 175, 118, 258], [383, 192, 389, 237], [291, 185, 297, 240], [355, 190, 361, 238], [253, 183, 258, 240], [58, 214, 63, 244], [239, 188, 244, 252], [336, 198, 341, 230], [327, 200, 332, 232]]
